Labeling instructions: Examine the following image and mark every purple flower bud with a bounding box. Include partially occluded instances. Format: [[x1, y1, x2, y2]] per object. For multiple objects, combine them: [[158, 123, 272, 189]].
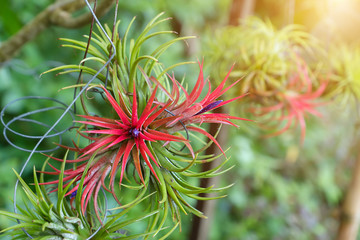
[[70, 190, 77, 199], [195, 100, 223, 115], [129, 128, 140, 138]]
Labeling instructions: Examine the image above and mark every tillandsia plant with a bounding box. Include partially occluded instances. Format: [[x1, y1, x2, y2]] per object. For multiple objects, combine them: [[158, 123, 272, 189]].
[[0, 13, 249, 239], [322, 44, 360, 104], [0, 159, 156, 240], [204, 17, 320, 96], [249, 58, 326, 142], [203, 16, 327, 141]]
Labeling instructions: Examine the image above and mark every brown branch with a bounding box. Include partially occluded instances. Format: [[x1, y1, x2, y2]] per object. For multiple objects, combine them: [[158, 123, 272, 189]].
[[337, 147, 360, 240], [189, 107, 229, 240], [189, 2, 257, 239], [228, 0, 256, 25], [0, 0, 115, 63]]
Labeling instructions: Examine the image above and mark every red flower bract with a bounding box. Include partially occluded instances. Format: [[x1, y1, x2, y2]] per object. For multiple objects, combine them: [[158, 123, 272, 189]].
[[159, 62, 250, 155], [77, 85, 192, 184]]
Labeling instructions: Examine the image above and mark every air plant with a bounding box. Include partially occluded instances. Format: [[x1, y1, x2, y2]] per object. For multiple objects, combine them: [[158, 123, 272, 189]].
[[250, 58, 326, 142], [40, 61, 248, 234], [204, 17, 320, 98], [21, 12, 250, 238], [0, 159, 157, 240], [203, 16, 327, 141], [323, 44, 360, 104]]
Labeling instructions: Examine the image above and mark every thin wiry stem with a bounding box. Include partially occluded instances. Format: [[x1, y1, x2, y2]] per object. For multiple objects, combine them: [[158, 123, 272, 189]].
[[74, 0, 97, 115], [164, 108, 189, 151], [105, 0, 120, 89]]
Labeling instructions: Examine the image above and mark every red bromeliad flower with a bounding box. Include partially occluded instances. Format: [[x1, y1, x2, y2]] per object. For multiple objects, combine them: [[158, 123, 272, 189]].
[[251, 60, 326, 142], [42, 84, 192, 218], [42, 62, 249, 218], [75, 85, 193, 184], [156, 62, 250, 155]]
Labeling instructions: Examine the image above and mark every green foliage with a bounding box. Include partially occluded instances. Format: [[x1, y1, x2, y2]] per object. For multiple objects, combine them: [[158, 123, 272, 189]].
[[203, 17, 321, 97], [0, 160, 157, 239], [323, 44, 360, 103], [42, 13, 195, 97], [158, 0, 232, 29], [145, 143, 232, 234], [210, 119, 345, 240]]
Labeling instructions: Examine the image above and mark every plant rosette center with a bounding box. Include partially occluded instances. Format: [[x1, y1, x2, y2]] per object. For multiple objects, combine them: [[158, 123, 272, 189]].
[[129, 127, 141, 138]]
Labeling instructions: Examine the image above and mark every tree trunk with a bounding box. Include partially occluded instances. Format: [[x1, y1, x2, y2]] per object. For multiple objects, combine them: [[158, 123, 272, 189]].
[[228, 0, 256, 25], [188, 107, 229, 240], [337, 149, 360, 240], [188, 2, 256, 239]]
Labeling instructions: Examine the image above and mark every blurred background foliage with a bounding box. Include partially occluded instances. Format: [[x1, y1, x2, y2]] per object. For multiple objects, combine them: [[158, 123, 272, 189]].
[[1, 0, 360, 239]]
